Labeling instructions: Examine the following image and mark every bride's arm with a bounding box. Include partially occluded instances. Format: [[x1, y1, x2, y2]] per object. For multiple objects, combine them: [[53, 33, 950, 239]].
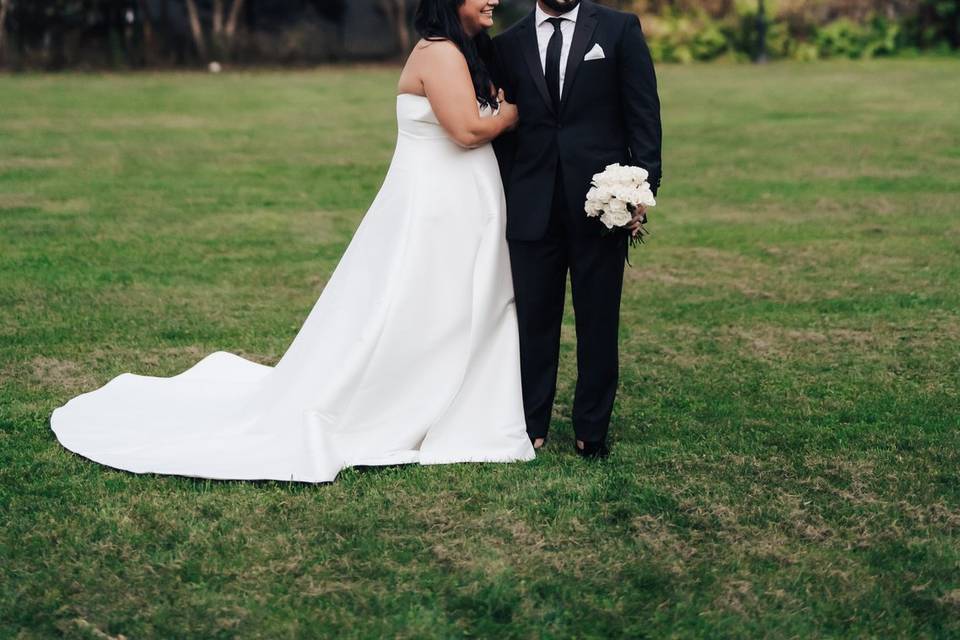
[[420, 41, 518, 149]]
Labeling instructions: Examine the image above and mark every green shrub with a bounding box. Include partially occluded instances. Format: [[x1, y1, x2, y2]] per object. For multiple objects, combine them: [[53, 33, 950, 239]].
[[814, 16, 902, 58], [815, 19, 870, 58], [645, 11, 739, 63], [636, 0, 958, 62], [690, 22, 729, 60], [642, 12, 952, 62]]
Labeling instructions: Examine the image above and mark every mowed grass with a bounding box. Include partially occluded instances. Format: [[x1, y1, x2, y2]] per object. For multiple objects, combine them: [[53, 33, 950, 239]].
[[1, 60, 959, 638]]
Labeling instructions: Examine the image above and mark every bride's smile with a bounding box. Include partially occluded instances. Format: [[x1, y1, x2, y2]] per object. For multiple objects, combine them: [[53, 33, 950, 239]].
[[459, 0, 500, 36]]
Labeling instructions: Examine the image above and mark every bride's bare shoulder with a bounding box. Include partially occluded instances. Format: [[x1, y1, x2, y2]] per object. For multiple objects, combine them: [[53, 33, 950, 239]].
[[399, 39, 468, 94], [412, 38, 465, 62]]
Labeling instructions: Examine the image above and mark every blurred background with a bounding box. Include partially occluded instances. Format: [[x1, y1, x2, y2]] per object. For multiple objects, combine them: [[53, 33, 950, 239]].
[[0, 0, 956, 70]]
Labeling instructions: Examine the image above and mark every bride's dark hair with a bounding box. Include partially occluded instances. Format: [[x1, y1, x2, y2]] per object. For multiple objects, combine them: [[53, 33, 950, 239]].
[[414, 0, 498, 111]]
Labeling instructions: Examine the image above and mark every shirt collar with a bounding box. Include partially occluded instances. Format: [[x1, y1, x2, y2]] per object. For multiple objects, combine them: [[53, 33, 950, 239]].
[[535, 2, 580, 28]]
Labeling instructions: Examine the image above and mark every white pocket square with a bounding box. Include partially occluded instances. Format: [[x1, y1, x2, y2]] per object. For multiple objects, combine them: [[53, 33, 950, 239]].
[[584, 43, 605, 61]]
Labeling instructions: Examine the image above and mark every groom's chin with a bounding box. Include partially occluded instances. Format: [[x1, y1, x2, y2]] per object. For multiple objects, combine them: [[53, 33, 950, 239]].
[[540, 0, 582, 12]]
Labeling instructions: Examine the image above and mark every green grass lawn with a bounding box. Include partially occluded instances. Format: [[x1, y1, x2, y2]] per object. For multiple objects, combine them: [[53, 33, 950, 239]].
[[2, 60, 959, 638]]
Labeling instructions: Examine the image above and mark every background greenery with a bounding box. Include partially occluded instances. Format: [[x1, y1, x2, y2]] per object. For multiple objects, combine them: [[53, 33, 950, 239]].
[[608, 0, 960, 62], [1, 0, 958, 70], [2, 60, 959, 637]]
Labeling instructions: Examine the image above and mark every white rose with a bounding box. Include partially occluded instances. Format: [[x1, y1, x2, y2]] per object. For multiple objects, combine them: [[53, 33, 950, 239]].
[[628, 166, 649, 182], [610, 209, 632, 227], [636, 187, 656, 208], [606, 198, 632, 227], [620, 189, 640, 206], [612, 186, 638, 204], [598, 165, 620, 183], [600, 208, 631, 229], [607, 166, 628, 183], [607, 198, 628, 214]]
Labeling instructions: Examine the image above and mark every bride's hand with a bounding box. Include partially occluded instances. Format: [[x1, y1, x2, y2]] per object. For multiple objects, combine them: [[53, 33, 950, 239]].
[[496, 89, 519, 130]]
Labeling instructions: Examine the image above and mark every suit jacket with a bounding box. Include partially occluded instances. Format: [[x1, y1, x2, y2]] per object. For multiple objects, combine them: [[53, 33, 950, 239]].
[[487, 1, 662, 241]]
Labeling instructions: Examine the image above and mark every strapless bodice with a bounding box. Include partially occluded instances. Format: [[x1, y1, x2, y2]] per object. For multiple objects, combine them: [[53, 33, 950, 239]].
[[396, 93, 494, 140]]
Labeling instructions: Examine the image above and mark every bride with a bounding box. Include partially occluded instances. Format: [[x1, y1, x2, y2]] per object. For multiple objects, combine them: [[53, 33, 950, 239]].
[[50, 0, 535, 483]]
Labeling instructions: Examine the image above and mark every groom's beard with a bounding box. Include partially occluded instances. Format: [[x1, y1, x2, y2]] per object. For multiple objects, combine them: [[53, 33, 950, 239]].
[[540, 0, 581, 13]]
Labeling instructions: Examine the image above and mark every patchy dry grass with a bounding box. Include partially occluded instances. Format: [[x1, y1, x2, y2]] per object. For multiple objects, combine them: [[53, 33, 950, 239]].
[[2, 60, 960, 638]]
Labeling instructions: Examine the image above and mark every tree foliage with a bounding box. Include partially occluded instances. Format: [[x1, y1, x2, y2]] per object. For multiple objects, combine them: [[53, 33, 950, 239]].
[[0, 0, 957, 69]]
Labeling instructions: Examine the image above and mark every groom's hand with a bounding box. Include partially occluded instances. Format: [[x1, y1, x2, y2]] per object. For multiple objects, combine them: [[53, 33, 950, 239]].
[[629, 205, 648, 236]]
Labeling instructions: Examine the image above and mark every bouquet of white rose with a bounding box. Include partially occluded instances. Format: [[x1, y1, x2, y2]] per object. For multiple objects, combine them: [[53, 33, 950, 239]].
[[584, 163, 657, 253]]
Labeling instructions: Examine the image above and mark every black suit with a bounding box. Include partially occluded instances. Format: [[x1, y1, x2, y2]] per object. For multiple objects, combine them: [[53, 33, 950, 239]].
[[487, 1, 662, 444]]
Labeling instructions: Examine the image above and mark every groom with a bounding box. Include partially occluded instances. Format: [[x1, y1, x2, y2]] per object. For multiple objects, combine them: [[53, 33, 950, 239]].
[[487, 0, 662, 458]]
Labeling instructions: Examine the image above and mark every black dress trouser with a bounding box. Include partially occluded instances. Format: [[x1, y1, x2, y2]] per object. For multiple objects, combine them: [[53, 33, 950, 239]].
[[507, 166, 628, 444]]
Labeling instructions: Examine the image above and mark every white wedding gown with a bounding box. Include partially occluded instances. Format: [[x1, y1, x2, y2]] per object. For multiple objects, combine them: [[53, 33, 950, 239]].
[[51, 94, 535, 482]]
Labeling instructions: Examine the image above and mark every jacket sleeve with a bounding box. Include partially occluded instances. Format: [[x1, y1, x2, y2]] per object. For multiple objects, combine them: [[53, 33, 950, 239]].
[[489, 34, 518, 191], [618, 14, 662, 196]]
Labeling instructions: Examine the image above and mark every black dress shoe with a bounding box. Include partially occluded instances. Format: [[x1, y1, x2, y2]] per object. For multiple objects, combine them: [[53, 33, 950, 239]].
[[575, 439, 610, 459], [529, 434, 547, 449]]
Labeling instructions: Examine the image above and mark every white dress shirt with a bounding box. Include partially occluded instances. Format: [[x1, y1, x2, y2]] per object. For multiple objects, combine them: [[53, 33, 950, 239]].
[[535, 2, 580, 100]]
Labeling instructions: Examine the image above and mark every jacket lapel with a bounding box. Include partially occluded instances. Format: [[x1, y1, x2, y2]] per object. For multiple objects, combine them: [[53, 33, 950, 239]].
[[559, 0, 599, 114], [517, 12, 555, 116]]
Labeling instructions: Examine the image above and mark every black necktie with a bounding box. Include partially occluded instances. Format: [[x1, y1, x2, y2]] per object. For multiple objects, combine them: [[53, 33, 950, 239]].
[[545, 17, 564, 110]]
